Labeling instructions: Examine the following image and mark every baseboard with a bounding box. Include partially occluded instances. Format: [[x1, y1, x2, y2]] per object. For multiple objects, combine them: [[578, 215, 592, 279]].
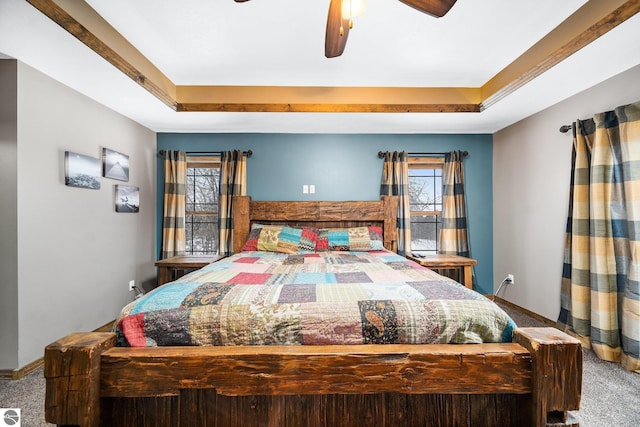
[[0, 357, 43, 381], [0, 319, 115, 381], [490, 295, 557, 327], [93, 319, 116, 333]]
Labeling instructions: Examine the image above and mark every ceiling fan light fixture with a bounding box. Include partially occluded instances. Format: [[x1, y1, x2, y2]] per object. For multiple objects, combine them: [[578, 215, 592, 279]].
[[341, 0, 366, 20]]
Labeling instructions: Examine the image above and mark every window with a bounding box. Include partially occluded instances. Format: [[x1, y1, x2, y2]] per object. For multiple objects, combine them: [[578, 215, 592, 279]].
[[185, 156, 220, 255], [408, 157, 444, 256]]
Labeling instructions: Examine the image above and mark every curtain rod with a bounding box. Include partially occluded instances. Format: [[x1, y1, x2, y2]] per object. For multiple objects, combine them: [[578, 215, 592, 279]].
[[377, 151, 468, 159], [158, 150, 252, 157], [559, 124, 574, 133]]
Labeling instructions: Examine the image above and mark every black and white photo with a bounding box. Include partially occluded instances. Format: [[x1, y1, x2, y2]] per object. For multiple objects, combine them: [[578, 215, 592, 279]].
[[65, 151, 101, 189], [103, 148, 130, 181], [115, 185, 140, 212]]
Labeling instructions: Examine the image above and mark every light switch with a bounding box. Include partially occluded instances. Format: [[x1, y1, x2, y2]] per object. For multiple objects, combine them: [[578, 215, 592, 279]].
[[309, 184, 315, 194]]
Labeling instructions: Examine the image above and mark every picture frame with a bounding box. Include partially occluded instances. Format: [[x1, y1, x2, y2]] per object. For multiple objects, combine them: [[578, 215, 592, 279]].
[[65, 151, 101, 189], [102, 148, 130, 182], [115, 185, 140, 213]]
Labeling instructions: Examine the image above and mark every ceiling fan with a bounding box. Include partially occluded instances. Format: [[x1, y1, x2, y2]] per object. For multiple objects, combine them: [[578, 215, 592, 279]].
[[234, 0, 458, 58]]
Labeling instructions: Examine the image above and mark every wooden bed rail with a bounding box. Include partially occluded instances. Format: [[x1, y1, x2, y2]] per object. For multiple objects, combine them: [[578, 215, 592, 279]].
[[102, 344, 532, 397], [45, 327, 581, 427]]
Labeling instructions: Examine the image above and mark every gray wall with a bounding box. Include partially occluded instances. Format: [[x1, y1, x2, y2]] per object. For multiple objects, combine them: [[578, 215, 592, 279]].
[[493, 64, 640, 320], [0, 60, 18, 369], [0, 60, 157, 370]]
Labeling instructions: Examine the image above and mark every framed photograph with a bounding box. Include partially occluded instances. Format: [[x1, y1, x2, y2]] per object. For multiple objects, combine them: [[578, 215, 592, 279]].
[[115, 185, 140, 213], [65, 151, 101, 189], [102, 148, 130, 182]]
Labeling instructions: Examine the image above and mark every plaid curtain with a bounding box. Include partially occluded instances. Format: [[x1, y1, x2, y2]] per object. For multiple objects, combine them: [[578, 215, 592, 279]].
[[218, 150, 247, 256], [161, 150, 187, 259], [439, 151, 471, 258], [380, 151, 411, 256], [558, 100, 640, 373]]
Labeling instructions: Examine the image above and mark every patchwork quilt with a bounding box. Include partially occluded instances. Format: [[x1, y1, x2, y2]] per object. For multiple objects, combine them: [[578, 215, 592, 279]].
[[116, 250, 516, 347]]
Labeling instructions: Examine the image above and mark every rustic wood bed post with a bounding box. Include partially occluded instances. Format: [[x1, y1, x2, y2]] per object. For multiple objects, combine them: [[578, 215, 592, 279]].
[[232, 195, 251, 254], [44, 332, 116, 426], [381, 195, 398, 252], [515, 328, 583, 427]]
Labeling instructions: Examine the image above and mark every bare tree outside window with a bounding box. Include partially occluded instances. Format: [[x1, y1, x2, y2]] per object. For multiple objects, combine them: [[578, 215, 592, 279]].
[[185, 160, 220, 254], [408, 159, 443, 255]]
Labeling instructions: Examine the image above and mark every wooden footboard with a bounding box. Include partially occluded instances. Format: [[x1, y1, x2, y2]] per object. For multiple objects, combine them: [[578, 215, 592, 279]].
[[45, 327, 581, 427]]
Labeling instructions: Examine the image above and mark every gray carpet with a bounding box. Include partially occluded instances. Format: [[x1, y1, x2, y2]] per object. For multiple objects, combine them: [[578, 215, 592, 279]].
[[2, 305, 638, 426], [0, 368, 52, 426]]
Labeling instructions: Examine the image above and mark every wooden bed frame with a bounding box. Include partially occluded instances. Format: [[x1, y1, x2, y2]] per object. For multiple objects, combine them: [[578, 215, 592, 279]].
[[45, 196, 582, 427]]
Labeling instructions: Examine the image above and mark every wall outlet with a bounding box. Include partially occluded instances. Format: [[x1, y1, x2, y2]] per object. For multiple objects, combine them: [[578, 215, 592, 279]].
[[129, 280, 135, 291], [506, 274, 515, 285], [303, 184, 309, 194]]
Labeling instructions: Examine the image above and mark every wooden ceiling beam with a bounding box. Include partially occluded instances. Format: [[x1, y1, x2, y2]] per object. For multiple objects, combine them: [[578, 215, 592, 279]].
[[176, 85, 481, 112], [25, 0, 178, 110], [177, 103, 480, 113], [481, 0, 640, 110]]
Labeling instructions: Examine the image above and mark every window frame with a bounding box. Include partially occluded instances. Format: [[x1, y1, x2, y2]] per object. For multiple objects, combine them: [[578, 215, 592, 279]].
[[408, 156, 445, 255], [185, 155, 221, 255]]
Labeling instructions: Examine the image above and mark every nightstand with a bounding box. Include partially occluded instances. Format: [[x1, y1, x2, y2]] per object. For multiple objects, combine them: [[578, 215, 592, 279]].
[[155, 254, 225, 286], [406, 254, 477, 289]]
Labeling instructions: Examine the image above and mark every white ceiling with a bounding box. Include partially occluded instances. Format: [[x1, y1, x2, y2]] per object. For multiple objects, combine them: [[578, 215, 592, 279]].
[[1, 0, 640, 133], [84, 0, 582, 87]]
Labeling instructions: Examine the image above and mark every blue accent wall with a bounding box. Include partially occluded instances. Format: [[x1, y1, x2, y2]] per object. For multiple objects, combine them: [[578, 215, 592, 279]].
[[157, 133, 494, 294]]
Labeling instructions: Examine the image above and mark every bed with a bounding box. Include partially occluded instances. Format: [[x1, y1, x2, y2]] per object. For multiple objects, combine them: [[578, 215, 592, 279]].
[[44, 196, 582, 427]]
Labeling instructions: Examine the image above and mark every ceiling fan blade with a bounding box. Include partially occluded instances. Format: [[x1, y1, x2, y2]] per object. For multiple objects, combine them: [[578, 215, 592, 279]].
[[399, 0, 457, 18], [325, 0, 350, 58]]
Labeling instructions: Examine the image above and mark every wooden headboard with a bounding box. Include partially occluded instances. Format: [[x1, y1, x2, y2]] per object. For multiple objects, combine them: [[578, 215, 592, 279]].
[[232, 196, 399, 254]]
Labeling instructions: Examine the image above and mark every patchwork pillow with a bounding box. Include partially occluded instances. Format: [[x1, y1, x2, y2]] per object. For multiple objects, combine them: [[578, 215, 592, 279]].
[[315, 226, 385, 251], [346, 227, 372, 251], [257, 225, 283, 252], [298, 227, 319, 253], [240, 225, 264, 252], [367, 226, 385, 250], [240, 225, 318, 254], [328, 229, 350, 251], [276, 226, 303, 254], [315, 228, 330, 252]]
